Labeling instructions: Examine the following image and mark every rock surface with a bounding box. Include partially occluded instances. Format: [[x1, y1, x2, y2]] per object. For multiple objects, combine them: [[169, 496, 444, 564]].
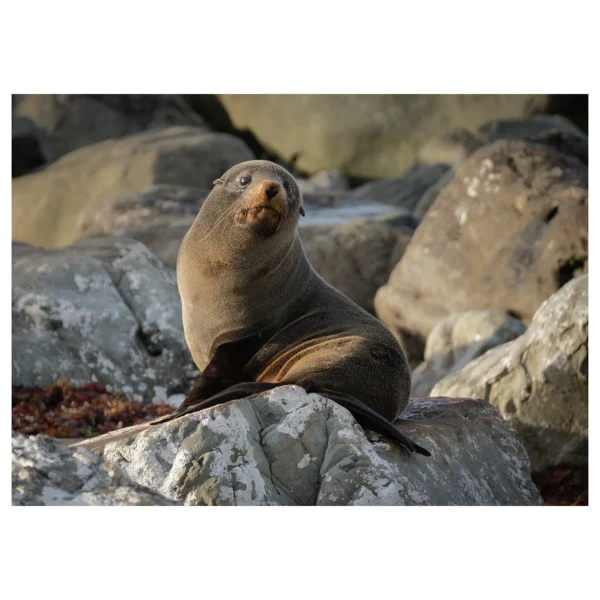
[[12, 126, 254, 247], [432, 275, 588, 473], [413, 115, 586, 220], [525, 129, 589, 166], [12, 433, 176, 506], [12, 117, 45, 178], [12, 94, 206, 166], [411, 311, 526, 398], [375, 138, 588, 343], [12, 237, 195, 402], [347, 163, 450, 211], [479, 114, 584, 144], [77, 184, 207, 269], [212, 94, 553, 178], [300, 221, 411, 313], [417, 127, 484, 168], [97, 386, 542, 506]]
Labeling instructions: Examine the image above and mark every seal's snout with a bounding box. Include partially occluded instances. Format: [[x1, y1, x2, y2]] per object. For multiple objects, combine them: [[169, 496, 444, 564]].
[[265, 181, 280, 200], [235, 177, 286, 236], [254, 178, 286, 214]]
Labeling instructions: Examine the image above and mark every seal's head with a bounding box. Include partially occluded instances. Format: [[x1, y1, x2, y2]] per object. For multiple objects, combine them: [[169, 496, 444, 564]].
[[209, 160, 305, 238]]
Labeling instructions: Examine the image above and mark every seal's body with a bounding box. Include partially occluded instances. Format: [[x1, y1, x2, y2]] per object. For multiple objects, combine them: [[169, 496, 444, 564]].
[[73, 160, 428, 455]]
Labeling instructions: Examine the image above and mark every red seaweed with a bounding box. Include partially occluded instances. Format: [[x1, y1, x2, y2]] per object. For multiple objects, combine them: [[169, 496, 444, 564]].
[[12, 382, 175, 439]]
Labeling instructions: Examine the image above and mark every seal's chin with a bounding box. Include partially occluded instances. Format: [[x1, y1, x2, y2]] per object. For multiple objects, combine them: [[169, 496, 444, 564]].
[[235, 204, 282, 237]]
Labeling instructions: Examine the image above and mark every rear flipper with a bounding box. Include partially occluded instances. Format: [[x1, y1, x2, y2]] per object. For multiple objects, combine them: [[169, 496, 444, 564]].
[[70, 383, 431, 457], [311, 388, 431, 457], [151, 382, 284, 425]]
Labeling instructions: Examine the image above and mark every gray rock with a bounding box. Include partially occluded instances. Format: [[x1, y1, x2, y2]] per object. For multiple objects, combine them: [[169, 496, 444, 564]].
[[77, 184, 208, 269], [310, 169, 349, 190], [12, 433, 176, 505], [297, 170, 350, 197], [479, 114, 584, 144], [525, 129, 588, 166], [411, 311, 526, 398], [12, 94, 207, 164], [347, 163, 450, 211], [413, 115, 586, 220], [98, 386, 542, 506], [12, 237, 196, 402], [300, 221, 411, 313], [412, 168, 456, 221], [375, 138, 588, 345], [12, 117, 45, 177], [214, 94, 553, 178], [432, 275, 588, 473], [12, 126, 254, 248], [417, 128, 484, 168]]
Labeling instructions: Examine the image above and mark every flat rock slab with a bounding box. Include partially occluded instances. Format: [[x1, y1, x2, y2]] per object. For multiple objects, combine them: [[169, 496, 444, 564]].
[[12, 433, 176, 506], [12, 236, 195, 402], [99, 386, 542, 506]]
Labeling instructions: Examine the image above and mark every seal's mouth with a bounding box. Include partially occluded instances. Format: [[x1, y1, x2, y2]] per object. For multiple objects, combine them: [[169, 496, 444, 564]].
[[236, 202, 282, 236], [244, 205, 280, 217]]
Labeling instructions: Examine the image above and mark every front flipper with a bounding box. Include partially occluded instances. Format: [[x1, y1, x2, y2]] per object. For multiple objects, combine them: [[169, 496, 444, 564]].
[[310, 388, 431, 457], [176, 334, 267, 413]]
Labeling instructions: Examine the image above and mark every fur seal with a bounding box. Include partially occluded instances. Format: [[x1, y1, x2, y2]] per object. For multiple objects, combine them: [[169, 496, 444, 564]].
[[73, 160, 429, 456]]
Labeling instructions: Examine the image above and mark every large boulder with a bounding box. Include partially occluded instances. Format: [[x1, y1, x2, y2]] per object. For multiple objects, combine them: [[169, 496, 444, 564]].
[[77, 184, 208, 269], [12, 237, 196, 402], [211, 94, 554, 178], [335, 115, 585, 229], [12, 126, 254, 247], [300, 221, 411, 313], [12, 433, 176, 506], [12, 94, 206, 166], [375, 138, 588, 344], [411, 311, 526, 398], [432, 275, 588, 473], [97, 386, 542, 506]]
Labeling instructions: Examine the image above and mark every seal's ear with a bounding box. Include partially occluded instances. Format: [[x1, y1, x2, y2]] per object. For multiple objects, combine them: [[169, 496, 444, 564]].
[[213, 178, 224, 186], [299, 206, 305, 217]]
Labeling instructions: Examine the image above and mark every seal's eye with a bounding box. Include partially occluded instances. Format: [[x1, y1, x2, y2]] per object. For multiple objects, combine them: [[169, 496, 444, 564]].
[[283, 181, 292, 193], [240, 175, 252, 187]]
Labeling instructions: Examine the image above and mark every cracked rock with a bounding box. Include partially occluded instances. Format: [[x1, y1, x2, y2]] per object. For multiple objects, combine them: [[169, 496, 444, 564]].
[[12, 433, 176, 506], [12, 236, 195, 402], [98, 386, 542, 506], [375, 137, 588, 346], [432, 275, 588, 472], [411, 311, 526, 398]]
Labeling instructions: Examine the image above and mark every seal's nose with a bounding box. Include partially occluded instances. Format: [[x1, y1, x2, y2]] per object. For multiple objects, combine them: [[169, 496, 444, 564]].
[[265, 182, 280, 200]]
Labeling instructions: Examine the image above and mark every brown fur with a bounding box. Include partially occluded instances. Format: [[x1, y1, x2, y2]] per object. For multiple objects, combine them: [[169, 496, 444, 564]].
[[72, 160, 415, 452], [178, 160, 412, 421]]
